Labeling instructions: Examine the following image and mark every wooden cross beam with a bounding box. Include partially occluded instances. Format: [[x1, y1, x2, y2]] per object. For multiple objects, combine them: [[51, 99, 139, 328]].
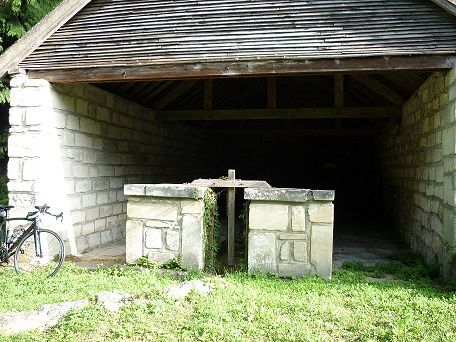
[[191, 170, 271, 266]]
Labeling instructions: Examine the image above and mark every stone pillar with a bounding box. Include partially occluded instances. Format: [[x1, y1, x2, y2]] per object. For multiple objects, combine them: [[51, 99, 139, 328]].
[[124, 184, 207, 270], [442, 65, 456, 281], [245, 188, 335, 280], [8, 73, 77, 254]]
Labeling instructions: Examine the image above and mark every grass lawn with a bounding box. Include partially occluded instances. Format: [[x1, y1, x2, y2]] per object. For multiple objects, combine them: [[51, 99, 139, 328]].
[[0, 255, 455, 342]]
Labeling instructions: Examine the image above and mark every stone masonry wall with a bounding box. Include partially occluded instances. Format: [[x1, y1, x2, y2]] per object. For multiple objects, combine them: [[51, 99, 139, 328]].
[[8, 74, 207, 255], [379, 66, 456, 281], [246, 188, 334, 279], [124, 184, 206, 270]]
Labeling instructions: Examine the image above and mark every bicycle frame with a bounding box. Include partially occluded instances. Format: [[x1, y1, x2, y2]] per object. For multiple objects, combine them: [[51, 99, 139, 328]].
[[0, 217, 36, 261]]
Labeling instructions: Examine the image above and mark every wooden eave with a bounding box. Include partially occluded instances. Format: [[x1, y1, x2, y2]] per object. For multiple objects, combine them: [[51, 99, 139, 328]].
[[0, 0, 92, 77], [430, 0, 456, 16], [26, 55, 455, 83]]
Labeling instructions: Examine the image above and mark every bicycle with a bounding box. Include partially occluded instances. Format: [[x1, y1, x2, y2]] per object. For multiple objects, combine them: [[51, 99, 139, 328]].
[[0, 204, 65, 277]]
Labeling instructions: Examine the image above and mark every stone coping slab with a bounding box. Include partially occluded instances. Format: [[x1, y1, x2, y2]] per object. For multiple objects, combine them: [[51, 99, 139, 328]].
[[244, 188, 335, 202], [124, 184, 207, 199]]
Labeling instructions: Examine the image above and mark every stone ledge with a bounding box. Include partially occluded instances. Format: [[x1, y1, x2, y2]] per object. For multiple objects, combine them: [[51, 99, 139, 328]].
[[244, 188, 334, 202], [124, 184, 206, 199]]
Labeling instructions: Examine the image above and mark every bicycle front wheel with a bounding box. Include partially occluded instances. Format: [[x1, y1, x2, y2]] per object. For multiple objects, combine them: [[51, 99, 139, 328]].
[[13, 229, 65, 277]]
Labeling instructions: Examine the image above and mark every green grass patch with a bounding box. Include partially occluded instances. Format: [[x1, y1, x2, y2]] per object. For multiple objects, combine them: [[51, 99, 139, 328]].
[[0, 259, 455, 341]]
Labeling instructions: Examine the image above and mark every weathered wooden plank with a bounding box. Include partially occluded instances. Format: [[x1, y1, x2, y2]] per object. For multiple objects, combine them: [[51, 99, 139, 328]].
[[191, 179, 272, 188], [157, 106, 401, 121], [227, 170, 236, 267], [351, 74, 405, 105], [26, 55, 453, 83]]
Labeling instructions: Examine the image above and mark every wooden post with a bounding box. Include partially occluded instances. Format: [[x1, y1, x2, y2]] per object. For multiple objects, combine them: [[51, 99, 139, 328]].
[[334, 74, 344, 107], [334, 74, 344, 128], [227, 169, 236, 266], [204, 79, 213, 110], [267, 77, 277, 109]]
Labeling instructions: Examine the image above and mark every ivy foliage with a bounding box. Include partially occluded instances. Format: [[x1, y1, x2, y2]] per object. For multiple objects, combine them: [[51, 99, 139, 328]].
[[203, 189, 220, 273], [0, 0, 60, 103]]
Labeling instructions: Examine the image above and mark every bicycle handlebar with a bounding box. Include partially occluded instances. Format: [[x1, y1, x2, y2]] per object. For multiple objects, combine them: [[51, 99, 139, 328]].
[[27, 205, 63, 222], [46, 211, 64, 222]]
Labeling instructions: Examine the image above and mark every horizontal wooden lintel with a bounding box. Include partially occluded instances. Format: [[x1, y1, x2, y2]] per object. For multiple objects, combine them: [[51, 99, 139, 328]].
[[156, 107, 401, 121], [25, 55, 454, 83], [191, 179, 272, 188]]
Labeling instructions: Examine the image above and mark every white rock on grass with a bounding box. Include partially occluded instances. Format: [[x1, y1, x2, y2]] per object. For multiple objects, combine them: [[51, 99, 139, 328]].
[[164, 280, 211, 299], [0, 300, 89, 335], [96, 291, 132, 312]]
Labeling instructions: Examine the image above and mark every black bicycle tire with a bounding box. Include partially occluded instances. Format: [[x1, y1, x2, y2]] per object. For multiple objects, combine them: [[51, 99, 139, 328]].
[[13, 229, 65, 277]]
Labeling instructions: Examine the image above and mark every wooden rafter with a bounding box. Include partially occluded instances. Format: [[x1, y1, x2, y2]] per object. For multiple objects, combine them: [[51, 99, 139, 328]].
[[154, 80, 199, 110], [351, 74, 405, 105], [156, 107, 401, 121], [143, 80, 175, 104]]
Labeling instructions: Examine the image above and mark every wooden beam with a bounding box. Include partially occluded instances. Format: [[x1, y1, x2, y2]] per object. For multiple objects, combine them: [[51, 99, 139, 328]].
[[157, 106, 401, 121], [26, 55, 454, 83], [153, 80, 198, 110], [227, 170, 236, 267], [0, 0, 92, 77], [351, 74, 405, 105], [204, 79, 213, 110], [191, 179, 271, 188], [267, 77, 277, 109], [209, 128, 376, 137]]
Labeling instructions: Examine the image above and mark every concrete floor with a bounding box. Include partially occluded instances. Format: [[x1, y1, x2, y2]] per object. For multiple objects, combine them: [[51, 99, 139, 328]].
[[70, 240, 126, 269], [332, 231, 402, 268], [72, 227, 403, 270]]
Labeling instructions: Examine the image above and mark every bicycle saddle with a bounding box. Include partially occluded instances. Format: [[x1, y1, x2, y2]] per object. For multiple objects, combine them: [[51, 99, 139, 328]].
[[0, 205, 14, 211], [34, 204, 50, 211]]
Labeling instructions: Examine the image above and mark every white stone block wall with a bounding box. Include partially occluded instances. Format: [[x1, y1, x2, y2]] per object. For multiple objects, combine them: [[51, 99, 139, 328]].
[[8, 75, 208, 255], [245, 188, 334, 279], [379, 64, 456, 281], [124, 184, 206, 270]]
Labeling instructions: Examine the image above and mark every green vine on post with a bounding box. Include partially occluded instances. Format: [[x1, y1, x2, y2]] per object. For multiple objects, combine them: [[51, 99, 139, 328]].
[[203, 189, 220, 273]]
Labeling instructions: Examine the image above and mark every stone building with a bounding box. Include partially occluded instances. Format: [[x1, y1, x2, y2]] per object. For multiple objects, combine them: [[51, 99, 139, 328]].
[[0, 0, 456, 279]]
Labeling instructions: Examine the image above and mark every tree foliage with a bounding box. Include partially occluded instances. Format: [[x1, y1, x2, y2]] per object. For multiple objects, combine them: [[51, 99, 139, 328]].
[[0, 0, 60, 103]]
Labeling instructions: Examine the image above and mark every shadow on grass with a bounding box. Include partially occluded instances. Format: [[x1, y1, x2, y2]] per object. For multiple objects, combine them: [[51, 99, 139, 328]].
[[335, 250, 455, 298]]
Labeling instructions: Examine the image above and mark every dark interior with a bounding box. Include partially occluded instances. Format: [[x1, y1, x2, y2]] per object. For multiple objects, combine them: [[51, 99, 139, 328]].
[[95, 72, 431, 251]]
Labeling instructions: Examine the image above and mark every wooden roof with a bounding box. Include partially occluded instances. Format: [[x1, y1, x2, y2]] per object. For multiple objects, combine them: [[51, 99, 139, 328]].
[[21, 0, 456, 70], [0, 0, 455, 80]]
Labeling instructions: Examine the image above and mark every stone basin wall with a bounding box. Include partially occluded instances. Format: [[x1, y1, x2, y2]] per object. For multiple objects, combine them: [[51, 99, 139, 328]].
[[124, 184, 207, 270], [246, 188, 335, 279]]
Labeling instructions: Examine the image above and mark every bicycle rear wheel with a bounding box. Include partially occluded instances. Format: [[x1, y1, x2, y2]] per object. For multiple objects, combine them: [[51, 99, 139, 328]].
[[13, 229, 65, 277]]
